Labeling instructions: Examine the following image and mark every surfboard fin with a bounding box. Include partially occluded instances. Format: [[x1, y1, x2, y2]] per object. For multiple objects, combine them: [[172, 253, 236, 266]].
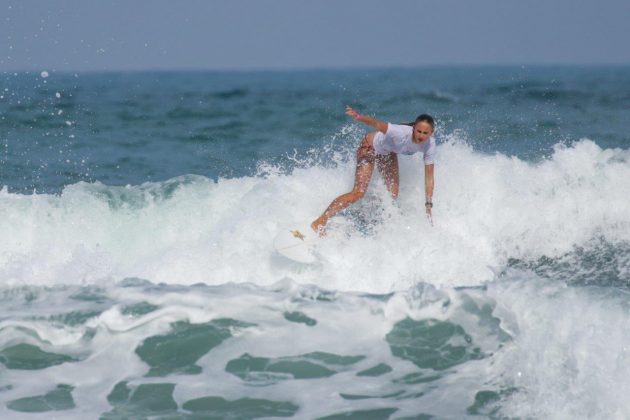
[[290, 230, 306, 241]]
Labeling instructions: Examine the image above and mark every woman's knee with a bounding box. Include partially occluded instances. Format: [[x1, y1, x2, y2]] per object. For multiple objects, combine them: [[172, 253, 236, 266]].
[[348, 189, 366, 202]]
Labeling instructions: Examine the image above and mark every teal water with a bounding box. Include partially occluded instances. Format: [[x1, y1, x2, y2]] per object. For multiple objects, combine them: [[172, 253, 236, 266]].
[[1, 67, 630, 418], [2, 66, 628, 192]]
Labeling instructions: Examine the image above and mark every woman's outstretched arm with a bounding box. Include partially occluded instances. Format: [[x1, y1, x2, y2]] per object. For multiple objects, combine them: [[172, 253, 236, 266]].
[[346, 106, 388, 133]]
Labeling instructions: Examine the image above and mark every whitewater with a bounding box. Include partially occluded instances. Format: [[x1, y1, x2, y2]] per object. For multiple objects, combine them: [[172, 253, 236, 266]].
[[1, 137, 628, 290]]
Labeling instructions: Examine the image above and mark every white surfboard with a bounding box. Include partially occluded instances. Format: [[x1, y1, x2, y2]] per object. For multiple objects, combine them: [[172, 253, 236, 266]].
[[273, 224, 319, 264]]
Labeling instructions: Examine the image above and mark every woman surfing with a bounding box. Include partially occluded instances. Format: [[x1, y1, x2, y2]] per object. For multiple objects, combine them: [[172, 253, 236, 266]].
[[311, 106, 436, 234]]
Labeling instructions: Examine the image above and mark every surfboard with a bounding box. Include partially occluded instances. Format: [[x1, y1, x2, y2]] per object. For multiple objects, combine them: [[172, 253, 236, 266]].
[[273, 224, 318, 264]]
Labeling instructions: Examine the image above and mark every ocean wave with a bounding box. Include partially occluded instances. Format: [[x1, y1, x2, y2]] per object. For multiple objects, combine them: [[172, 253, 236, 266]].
[[1, 138, 629, 291]]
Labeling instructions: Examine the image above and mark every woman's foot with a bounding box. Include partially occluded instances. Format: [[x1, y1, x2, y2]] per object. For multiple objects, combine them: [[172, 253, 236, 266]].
[[311, 217, 327, 236]]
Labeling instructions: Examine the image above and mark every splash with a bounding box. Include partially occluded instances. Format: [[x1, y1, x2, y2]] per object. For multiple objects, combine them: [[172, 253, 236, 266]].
[[1, 138, 629, 291]]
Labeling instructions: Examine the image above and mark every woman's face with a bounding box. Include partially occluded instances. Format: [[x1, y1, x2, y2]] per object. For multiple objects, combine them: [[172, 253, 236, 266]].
[[413, 121, 433, 143]]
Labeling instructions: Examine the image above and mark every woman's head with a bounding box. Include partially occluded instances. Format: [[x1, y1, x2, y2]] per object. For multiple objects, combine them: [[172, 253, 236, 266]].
[[412, 114, 435, 143]]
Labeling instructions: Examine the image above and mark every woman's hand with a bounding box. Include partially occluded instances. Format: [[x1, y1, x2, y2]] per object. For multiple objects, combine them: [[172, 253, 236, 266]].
[[425, 202, 433, 226], [345, 106, 361, 121], [346, 106, 387, 133]]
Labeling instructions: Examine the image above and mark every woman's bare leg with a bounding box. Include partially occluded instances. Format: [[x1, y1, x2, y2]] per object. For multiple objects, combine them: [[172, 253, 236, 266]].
[[311, 134, 376, 233], [376, 152, 399, 199]]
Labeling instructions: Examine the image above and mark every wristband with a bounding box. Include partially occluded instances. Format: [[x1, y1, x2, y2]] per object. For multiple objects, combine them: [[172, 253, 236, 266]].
[[425, 202, 433, 208]]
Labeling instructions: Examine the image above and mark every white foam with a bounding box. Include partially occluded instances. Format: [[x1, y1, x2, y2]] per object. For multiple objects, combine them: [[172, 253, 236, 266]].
[[488, 275, 630, 418], [1, 138, 629, 292], [1, 274, 629, 417], [0, 280, 503, 418]]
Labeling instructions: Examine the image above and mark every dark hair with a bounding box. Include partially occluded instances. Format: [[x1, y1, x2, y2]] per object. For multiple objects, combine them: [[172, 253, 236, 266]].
[[402, 114, 435, 129]]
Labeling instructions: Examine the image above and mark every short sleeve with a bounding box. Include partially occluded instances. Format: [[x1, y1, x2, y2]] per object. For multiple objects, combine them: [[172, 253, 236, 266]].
[[385, 123, 408, 138], [423, 139, 436, 165]]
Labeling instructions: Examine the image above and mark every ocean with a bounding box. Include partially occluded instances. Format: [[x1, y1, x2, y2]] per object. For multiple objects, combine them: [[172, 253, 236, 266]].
[[1, 66, 629, 419]]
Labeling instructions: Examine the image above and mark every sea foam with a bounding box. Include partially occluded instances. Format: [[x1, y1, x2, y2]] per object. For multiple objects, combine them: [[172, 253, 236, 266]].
[[1, 138, 629, 292]]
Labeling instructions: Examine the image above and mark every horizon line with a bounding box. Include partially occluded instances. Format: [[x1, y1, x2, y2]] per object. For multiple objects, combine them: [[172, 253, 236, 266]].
[[2, 62, 630, 75]]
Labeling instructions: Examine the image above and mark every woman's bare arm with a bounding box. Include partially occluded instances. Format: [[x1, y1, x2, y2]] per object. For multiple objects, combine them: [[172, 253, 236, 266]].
[[424, 163, 434, 218], [346, 106, 388, 133]]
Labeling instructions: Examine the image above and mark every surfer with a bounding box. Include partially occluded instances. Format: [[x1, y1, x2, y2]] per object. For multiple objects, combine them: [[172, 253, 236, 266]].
[[311, 106, 435, 233]]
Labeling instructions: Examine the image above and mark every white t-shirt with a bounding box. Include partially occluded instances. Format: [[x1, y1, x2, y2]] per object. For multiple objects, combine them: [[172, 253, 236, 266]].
[[373, 123, 436, 165]]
